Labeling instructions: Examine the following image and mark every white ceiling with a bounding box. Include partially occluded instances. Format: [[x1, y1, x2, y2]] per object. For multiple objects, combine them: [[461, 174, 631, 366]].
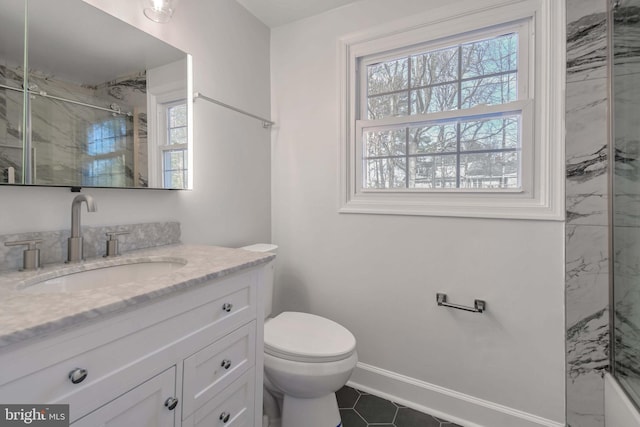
[[234, 0, 362, 28]]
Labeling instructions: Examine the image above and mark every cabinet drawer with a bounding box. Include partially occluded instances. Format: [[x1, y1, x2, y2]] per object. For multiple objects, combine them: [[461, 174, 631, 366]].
[[0, 272, 256, 422], [183, 368, 255, 427], [183, 322, 256, 418], [72, 366, 177, 427]]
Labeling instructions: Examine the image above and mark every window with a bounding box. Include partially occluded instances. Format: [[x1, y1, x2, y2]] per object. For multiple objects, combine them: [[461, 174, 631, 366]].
[[160, 101, 188, 189], [361, 32, 521, 190], [339, 0, 565, 220], [83, 117, 131, 187]]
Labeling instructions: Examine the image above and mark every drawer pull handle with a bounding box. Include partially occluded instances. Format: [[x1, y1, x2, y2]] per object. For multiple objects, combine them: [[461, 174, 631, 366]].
[[68, 368, 88, 384], [164, 397, 179, 411], [221, 359, 232, 370], [222, 303, 233, 313], [219, 412, 231, 423]]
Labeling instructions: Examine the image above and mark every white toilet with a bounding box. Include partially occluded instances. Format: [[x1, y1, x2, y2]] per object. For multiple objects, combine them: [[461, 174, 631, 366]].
[[241, 244, 357, 427]]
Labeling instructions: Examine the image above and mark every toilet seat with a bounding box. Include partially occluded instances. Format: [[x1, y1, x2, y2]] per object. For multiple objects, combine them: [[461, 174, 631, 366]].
[[265, 312, 356, 363]]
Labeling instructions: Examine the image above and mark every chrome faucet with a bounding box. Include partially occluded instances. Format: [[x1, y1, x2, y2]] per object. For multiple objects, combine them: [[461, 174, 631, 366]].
[[67, 194, 97, 263]]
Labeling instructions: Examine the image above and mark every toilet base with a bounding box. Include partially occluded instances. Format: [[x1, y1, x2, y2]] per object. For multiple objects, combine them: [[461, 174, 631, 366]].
[[281, 393, 341, 427]]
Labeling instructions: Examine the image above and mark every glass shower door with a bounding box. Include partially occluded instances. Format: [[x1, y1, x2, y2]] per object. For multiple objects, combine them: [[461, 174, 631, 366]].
[[0, 0, 25, 184], [612, 0, 640, 408]]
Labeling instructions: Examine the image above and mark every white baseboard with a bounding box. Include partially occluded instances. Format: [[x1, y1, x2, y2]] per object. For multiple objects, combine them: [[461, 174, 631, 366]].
[[347, 363, 564, 427]]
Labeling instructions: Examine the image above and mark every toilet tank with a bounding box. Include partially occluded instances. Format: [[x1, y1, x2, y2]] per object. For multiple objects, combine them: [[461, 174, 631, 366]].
[[240, 243, 277, 319]]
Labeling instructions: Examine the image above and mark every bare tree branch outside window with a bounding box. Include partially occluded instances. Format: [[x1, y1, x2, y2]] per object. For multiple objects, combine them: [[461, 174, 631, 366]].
[[362, 33, 520, 190]]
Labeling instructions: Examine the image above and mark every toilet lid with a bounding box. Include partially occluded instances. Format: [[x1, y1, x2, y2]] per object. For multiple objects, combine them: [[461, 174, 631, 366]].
[[264, 312, 356, 363]]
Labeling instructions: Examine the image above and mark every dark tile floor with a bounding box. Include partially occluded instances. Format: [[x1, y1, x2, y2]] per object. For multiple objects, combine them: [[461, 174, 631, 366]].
[[337, 386, 463, 427]]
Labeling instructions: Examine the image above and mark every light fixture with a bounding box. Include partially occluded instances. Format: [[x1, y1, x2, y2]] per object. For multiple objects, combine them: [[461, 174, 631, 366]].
[[143, 0, 175, 23]]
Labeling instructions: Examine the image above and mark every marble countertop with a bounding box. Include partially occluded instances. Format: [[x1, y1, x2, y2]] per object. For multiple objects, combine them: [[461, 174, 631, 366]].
[[0, 244, 275, 349]]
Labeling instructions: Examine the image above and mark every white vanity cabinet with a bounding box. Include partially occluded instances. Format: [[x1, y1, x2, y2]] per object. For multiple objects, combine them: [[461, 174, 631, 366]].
[[183, 368, 256, 427], [72, 366, 178, 427], [0, 265, 265, 427]]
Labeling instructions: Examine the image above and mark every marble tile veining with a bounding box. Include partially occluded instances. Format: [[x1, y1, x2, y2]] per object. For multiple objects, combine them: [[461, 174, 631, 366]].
[[614, 304, 640, 380], [0, 67, 24, 183], [567, 307, 609, 380], [612, 225, 640, 390], [565, 78, 609, 225], [567, 0, 606, 24], [566, 78, 609, 160], [566, 305, 608, 427], [0, 244, 274, 349], [0, 221, 181, 272], [567, 9, 607, 82], [613, 5, 640, 77], [565, 226, 608, 427], [566, 225, 609, 327]]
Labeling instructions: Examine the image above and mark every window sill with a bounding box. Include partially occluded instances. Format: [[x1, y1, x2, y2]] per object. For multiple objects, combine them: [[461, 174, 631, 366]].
[[339, 191, 565, 220]]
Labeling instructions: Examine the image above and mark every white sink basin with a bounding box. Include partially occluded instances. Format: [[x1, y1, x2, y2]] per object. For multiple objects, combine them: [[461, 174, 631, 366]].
[[20, 260, 187, 293]]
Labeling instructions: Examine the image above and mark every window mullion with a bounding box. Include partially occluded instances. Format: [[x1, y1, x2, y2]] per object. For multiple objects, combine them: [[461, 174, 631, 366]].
[[405, 127, 410, 188], [407, 54, 412, 189], [407, 54, 412, 116], [356, 100, 530, 131], [456, 46, 463, 188], [456, 121, 461, 188]]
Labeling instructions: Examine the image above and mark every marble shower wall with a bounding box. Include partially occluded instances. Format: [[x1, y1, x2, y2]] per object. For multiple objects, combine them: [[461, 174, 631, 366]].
[[565, 0, 610, 426], [0, 66, 24, 183]]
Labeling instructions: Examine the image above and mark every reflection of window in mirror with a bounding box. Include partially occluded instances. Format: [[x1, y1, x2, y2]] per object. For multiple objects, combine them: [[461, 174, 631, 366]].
[[148, 90, 187, 189], [161, 102, 188, 189], [83, 117, 132, 187], [147, 58, 189, 189]]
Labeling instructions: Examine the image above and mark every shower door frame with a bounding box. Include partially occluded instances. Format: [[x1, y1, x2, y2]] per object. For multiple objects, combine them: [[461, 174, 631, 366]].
[[608, 0, 640, 413]]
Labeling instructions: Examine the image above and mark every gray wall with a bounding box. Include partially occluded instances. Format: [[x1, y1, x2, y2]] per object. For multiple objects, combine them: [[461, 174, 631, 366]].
[[271, 0, 566, 424]]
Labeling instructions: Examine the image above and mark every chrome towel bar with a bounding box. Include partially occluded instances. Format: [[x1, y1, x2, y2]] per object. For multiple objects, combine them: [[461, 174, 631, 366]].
[[193, 92, 275, 128], [436, 293, 486, 314]]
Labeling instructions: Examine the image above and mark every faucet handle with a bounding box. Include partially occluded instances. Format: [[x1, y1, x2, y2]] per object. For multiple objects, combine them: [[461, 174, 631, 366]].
[[4, 239, 42, 271], [104, 231, 129, 258], [106, 231, 130, 239], [4, 239, 42, 249]]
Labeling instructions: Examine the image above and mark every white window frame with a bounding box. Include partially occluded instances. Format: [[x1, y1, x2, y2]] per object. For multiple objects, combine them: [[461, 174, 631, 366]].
[[160, 99, 189, 189], [338, 0, 565, 220], [148, 90, 188, 188]]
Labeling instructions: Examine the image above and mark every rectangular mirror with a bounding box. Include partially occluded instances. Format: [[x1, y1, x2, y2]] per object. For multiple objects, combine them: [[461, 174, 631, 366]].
[[0, 0, 192, 189]]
